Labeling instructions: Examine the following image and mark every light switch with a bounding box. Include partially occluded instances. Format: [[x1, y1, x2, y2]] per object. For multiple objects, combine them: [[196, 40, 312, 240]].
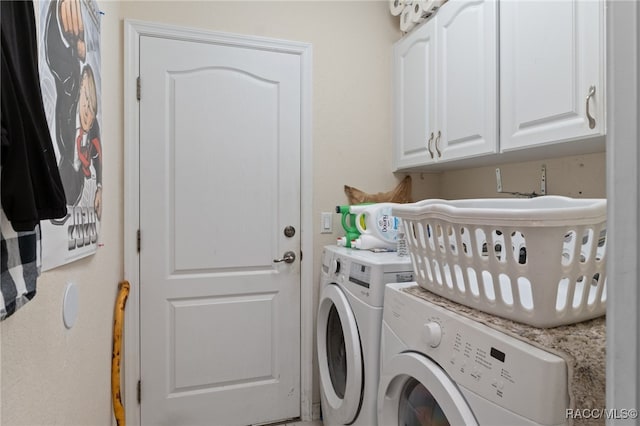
[[321, 212, 333, 234]]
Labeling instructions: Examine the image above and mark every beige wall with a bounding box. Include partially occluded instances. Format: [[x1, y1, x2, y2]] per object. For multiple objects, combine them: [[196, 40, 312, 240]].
[[1, 1, 123, 425], [0, 2, 606, 425], [439, 152, 606, 199]]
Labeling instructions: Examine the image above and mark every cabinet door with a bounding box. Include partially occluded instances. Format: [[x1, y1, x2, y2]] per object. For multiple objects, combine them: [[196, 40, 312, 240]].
[[436, 0, 498, 161], [500, 0, 605, 151], [393, 19, 437, 170]]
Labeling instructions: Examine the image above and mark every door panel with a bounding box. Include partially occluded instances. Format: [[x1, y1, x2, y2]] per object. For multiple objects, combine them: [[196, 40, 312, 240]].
[[170, 292, 275, 391], [171, 68, 278, 270], [139, 34, 301, 426]]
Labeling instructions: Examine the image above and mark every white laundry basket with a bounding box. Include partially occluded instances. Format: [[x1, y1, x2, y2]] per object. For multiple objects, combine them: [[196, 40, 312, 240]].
[[392, 196, 607, 327]]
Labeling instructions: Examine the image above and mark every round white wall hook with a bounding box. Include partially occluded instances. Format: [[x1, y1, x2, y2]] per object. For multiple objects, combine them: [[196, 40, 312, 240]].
[[62, 282, 79, 329]]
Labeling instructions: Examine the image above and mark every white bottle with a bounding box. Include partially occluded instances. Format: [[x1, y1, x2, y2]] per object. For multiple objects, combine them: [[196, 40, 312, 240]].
[[350, 203, 401, 244], [397, 223, 408, 257], [351, 234, 396, 251]]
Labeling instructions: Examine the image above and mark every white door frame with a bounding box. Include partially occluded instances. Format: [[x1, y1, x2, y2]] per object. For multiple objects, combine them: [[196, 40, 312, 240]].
[[123, 20, 314, 425]]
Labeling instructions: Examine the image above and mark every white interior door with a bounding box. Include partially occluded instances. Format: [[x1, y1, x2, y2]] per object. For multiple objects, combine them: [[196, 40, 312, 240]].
[[138, 34, 301, 426]]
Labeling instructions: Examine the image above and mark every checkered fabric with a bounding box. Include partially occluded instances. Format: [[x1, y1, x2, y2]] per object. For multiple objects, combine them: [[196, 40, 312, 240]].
[[1, 208, 41, 321]]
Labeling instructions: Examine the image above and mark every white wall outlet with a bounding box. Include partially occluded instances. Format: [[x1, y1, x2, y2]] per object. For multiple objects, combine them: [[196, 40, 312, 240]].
[[320, 212, 333, 234]]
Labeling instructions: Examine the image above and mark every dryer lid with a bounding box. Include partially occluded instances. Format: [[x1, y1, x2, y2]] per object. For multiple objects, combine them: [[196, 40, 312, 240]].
[[316, 284, 363, 424]]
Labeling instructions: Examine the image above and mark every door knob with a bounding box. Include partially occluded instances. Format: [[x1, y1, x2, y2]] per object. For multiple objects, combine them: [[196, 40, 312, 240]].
[[273, 251, 296, 264]]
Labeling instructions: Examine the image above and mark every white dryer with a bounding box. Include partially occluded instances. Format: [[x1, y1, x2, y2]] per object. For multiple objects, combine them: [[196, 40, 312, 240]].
[[317, 246, 414, 426], [378, 282, 570, 426]]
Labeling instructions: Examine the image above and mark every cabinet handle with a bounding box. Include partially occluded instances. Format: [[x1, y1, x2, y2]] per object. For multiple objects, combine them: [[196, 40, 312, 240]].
[[435, 130, 442, 158], [427, 132, 434, 159], [586, 86, 596, 129]]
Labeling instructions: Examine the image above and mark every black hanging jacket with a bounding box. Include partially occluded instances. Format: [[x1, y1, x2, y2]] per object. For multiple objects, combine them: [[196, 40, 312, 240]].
[[1, 0, 67, 232]]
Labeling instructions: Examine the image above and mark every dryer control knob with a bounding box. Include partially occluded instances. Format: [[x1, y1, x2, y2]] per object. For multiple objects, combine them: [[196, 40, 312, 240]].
[[422, 322, 442, 348]]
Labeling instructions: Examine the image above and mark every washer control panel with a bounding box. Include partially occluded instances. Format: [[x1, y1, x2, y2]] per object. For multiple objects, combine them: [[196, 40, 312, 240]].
[[349, 261, 372, 288], [323, 246, 414, 307]]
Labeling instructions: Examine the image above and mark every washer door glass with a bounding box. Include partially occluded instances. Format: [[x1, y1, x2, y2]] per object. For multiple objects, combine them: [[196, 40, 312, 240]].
[[326, 304, 347, 398], [399, 378, 450, 426], [377, 352, 478, 426]]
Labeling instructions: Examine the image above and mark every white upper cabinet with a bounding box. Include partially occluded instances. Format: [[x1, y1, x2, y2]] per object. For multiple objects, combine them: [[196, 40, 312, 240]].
[[393, 18, 437, 169], [500, 0, 605, 152], [393, 0, 498, 171], [436, 0, 498, 162]]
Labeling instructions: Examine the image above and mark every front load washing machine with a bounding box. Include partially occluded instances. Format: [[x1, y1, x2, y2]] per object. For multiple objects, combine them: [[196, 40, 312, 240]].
[[378, 282, 570, 426], [317, 246, 414, 426]]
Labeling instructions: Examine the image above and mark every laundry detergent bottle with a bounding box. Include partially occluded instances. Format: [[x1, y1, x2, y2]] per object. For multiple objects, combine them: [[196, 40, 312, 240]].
[[335, 205, 362, 248], [351, 203, 401, 244]]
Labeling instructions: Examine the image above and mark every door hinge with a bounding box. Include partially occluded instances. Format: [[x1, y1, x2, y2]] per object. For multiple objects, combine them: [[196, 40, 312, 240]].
[[137, 379, 141, 404], [137, 229, 141, 252], [136, 76, 141, 101]]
